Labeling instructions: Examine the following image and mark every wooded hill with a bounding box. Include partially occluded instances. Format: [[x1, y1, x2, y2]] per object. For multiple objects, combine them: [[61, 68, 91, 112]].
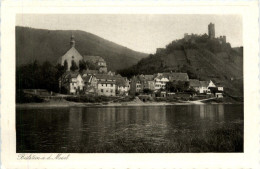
[[118, 34, 243, 97], [16, 26, 148, 71]]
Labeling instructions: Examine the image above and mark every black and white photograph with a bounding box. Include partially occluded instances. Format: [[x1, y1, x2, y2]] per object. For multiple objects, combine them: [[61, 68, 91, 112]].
[[15, 14, 244, 153]]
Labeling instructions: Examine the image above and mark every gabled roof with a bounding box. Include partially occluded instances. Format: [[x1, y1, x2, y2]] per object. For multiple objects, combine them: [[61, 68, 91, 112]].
[[85, 86, 96, 92], [116, 77, 128, 87], [199, 81, 210, 87], [62, 71, 80, 79], [83, 75, 92, 83], [57, 47, 83, 64], [189, 79, 200, 87]]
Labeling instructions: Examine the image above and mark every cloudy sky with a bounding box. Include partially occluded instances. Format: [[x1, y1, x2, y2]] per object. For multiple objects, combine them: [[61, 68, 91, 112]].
[[16, 14, 242, 54]]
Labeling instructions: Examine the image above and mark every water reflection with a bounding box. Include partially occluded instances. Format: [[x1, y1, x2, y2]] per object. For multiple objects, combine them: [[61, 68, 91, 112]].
[[16, 104, 243, 153], [199, 104, 224, 121]]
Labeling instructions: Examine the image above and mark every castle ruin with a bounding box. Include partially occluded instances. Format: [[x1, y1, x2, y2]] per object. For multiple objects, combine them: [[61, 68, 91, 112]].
[[183, 23, 227, 44], [208, 23, 215, 39]]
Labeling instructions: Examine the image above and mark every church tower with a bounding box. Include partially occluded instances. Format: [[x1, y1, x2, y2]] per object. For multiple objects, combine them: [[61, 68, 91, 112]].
[[70, 34, 75, 48], [208, 23, 215, 39], [57, 34, 83, 71]]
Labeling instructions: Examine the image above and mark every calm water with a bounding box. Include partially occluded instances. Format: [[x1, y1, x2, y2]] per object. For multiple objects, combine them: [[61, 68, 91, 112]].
[[16, 104, 243, 153]]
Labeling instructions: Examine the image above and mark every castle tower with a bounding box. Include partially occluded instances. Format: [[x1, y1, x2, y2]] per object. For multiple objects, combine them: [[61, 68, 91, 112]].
[[208, 23, 215, 39], [70, 34, 75, 48], [222, 35, 226, 43]]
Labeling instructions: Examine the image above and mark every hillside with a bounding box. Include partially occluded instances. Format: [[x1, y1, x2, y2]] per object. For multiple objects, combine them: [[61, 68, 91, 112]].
[[16, 26, 148, 71], [118, 34, 243, 97]]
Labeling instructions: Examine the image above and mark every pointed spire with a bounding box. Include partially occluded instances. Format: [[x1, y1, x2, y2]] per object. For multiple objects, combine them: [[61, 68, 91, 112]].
[[70, 33, 75, 48]]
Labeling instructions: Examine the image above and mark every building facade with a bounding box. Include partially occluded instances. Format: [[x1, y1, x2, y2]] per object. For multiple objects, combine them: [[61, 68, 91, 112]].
[[97, 81, 116, 96], [60, 72, 85, 94], [83, 55, 108, 73], [57, 35, 83, 71]]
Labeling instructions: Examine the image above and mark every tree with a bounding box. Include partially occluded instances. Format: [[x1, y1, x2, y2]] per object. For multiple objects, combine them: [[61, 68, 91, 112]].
[[166, 81, 178, 92], [176, 81, 189, 92], [55, 64, 66, 79], [70, 60, 78, 71], [143, 88, 153, 94], [79, 60, 86, 72], [85, 60, 99, 70], [40, 61, 59, 92], [64, 60, 68, 71]]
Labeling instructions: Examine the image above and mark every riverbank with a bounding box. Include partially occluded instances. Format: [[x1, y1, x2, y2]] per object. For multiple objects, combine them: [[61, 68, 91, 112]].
[[16, 97, 241, 108]]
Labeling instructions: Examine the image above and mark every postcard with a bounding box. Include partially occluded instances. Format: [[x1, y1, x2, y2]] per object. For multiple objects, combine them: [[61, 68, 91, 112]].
[[1, 0, 259, 168]]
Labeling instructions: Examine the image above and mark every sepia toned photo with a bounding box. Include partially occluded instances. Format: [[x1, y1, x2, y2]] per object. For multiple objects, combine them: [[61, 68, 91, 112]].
[[2, 1, 260, 168], [16, 14, 244, 153]]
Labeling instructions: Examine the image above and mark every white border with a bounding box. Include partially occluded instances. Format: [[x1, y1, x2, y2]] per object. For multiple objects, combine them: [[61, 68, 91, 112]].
[[1, 1, 259, 169]]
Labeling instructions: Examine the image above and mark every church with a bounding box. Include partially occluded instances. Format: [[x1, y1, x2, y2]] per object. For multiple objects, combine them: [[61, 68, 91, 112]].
[[57, 35, 107, 73], [57, 35, 83, 71]]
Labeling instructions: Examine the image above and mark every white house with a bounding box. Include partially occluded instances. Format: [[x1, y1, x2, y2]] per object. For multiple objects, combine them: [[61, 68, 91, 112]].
[[199, 80, 216, 94], [96, 74, 116, 96], [217, 87, 224, 91], [97, 81, 116, 96], [116, 77, 130, 96], [154, 75, 169, 90], [60, 72, 85, 94]]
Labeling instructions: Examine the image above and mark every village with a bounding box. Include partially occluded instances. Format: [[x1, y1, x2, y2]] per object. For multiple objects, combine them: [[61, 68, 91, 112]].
[[55, 27, 224, 102], [19, 23, 227, 104]]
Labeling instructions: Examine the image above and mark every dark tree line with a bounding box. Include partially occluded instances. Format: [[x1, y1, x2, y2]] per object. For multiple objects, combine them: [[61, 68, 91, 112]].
[[165, 81, 190, 92], [16, 59, 100, 93], [16, 61, 64, 93]]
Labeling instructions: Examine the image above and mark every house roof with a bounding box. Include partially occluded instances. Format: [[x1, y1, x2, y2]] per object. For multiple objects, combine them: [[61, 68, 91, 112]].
[[83, 55, 105, 63], [144, 75, 154, 81], [98, 81, 116, 84], [116, 77, 128, 87], [83, 75, 92, 83], [168, 73, 189, 81], [62, 71, 79, 79], [85, 86, 96, 92], [61, 71, 81, 83], [82, 69, 98, 75], [189, 79, 200, 87], [199, 81, 210, 87], [96, 74, 116, 81]]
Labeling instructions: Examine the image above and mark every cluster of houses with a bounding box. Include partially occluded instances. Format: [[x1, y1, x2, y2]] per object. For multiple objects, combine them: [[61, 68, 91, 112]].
[[59, 69, 130, 96], [129, 72, 224, 98], [58, 35, 224, 98], [59, 70, 224, 98]]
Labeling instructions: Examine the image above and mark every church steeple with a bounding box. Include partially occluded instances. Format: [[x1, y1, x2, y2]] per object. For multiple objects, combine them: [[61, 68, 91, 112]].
[[70, 34, 75, 48]]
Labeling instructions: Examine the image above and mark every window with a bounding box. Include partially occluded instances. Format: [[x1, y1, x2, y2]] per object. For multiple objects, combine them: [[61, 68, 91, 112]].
[[101, 89, 103, 92], [111, 89, 113, 93], [102, 84, 103, 86], [111, 84, 113, 87]]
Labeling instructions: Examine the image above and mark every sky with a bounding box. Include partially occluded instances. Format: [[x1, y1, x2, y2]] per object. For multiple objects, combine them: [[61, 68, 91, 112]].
[[16, 14, 242, 54]]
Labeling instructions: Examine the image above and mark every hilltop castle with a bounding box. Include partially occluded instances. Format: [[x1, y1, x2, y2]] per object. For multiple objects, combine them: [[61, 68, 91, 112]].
[[184, 23, 227, 44]]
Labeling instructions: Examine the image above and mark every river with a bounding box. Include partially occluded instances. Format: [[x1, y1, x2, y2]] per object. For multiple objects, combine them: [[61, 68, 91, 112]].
[[16, 104, 243, 153]]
